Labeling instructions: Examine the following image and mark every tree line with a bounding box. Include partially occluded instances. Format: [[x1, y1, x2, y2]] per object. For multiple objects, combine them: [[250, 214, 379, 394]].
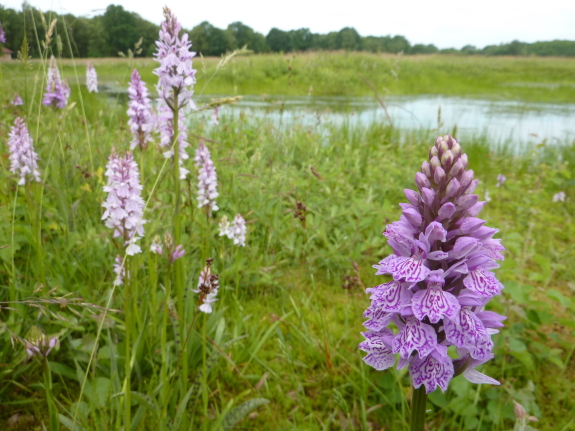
[[1, 4, 575, 58]]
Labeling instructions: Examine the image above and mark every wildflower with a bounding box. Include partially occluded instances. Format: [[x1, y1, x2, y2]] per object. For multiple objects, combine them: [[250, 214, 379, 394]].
[[153, 7, 196, 178], [6, 117, 41, 185], [43, 56, 70, 109], [170, 245, 185, 263], [484, 190, 491, 202], [150, 235, 163, 254], [193, 258, 219, 313], [552, 191, 566, 202], [102, 150, 146, 256], [11, 93, 23, 106], [229, 214, 247, 247], [157, 101, 190, 177], [127, 69, 154, 151], [496, 174, 506, 187], [113, 255, 125, 286], [211, 106, 220, 125], [25, 327, 58, 358], [194, 141, 218, 212], [86, 61, 98, 93], [513, 400, 538, 428], [0, 22, 5, 43], [360, 135, 506, 394], [218, 215, 231, 237], [153, 7, 196, 109]]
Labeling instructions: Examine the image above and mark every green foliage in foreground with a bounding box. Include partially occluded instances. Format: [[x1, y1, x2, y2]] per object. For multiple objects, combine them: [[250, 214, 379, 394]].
[[5, 53, 574, 104], [0, 59, 574, 431]]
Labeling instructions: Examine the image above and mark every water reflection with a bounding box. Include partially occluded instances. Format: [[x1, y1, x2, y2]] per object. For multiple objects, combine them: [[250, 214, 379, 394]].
[[102, 85, 575, 148]]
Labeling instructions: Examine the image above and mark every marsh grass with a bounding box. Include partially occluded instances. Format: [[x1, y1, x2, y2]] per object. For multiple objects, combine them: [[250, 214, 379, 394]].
[[5, 53, 575, 103], [0, 50, 574, 431]]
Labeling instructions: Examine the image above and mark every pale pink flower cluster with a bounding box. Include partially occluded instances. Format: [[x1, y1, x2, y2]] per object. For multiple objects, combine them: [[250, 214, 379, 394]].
[[552, 191, 566, 202], [43, 56, 70, 109], [7, 117, 41, 185], [11, 93, 23, 106], [220, 214, 247, 247], [158, 101, 190, 178], [102, 151, 146, 256], [113, 255, 125, 286], [194, 142, 218, 212], [153, 7, 196, 108], [127, 69, 154, 151], [26, 336, 58, 358], [86, 62, 98, 93]]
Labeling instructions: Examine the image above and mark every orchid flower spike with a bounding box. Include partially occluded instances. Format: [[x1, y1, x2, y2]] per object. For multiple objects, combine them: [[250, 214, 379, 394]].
[[360, 135, 506, 394]]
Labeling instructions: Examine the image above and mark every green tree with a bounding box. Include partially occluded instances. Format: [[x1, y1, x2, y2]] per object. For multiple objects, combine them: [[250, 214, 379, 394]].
[[266, 28, 292, 52], [290, 28, 313, 51], [101, 4, 139, 56], [190, 21, 234, 56], [337, 27, 362, 50]]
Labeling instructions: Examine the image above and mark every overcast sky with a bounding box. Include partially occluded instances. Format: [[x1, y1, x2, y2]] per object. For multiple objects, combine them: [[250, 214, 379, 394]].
[[3, 0, 575, 49]]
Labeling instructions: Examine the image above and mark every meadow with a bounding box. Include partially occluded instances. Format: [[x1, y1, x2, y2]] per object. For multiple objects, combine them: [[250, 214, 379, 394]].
[[0, 50, 574, 431]]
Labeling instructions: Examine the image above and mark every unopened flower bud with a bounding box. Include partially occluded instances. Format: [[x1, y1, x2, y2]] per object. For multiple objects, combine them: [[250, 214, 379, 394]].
[[404, 189, 420, 206], [164, 232, 174, 251], [438, 140, 449, 158], [445, 178, 461, 200], [465, 179, 479, 194], [513, 401, 526, 421], [421, 161, 431, 178], [402, 208, 423, 227], [450, 159, 464, 178], [434, 166, 446, 185], [415, 172, 431, 190], [429, 146, 438, 159], [456, 194, 478, 211], [460, 153, 468, 170], [460, 169, 474, 189], [421, 188, 436, 207], [441, 150, 454, 172], [437, 202, 456, 220], [451, 142, 462, 157], [430, 156, 441, 173], [466, 201, 486, 217]]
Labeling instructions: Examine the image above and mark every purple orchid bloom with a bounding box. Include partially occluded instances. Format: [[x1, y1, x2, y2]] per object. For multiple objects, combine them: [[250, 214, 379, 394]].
[[360, 135, 506, 394]]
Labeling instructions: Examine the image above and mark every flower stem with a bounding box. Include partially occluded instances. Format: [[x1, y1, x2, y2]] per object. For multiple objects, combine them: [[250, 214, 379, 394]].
[[160, 266, 172, 418], [171, 97, 188, 387], [43, 357, 59, 431], [410, 385, 427, 431], [124, 256, 132, 429]]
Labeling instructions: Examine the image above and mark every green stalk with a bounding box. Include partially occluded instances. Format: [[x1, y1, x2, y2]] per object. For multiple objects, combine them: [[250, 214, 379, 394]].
[[124, 256, 132, 429], [160, 267, 172, 418], [149, 251, 158, 329], [171, 96, 188, 387], [24, 183, 44, 282], [43, 357, 59, 431], [410, 385, 427, 431]]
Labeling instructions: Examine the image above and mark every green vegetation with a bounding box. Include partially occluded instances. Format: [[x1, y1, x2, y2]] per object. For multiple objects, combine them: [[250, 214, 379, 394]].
[[0, 53, 574, 431], [2, 4, 575, 59], [4, 53, 573, 103]]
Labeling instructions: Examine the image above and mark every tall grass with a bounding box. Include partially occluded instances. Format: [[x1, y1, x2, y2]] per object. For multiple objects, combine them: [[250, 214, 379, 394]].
[[6, 52, 575, 103], [0, 48, 574, 431]]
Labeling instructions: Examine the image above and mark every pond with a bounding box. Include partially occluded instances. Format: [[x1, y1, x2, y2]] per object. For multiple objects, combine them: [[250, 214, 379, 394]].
[[102, 85, 575, 150], [203, 95, 575, 149]]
